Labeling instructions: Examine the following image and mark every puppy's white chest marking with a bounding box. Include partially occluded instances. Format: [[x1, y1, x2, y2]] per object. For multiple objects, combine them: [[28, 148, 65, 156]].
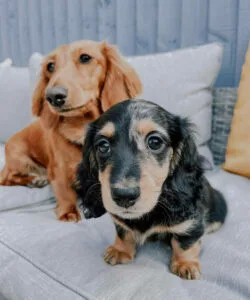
[[134, 219, 196, 245]]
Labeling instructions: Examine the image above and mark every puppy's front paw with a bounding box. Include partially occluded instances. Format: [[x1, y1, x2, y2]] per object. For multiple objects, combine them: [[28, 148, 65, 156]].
[[57, 205, 81, 222], [82, 205, 106, 219], [28, 175, 49, 188], [104, 246, 133, 265], [83, 207, 94, 219], [171, 260, 201, 280]]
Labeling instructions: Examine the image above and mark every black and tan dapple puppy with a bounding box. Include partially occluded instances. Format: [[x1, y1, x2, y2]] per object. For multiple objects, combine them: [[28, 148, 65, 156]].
[[76, 99, 227, 280]]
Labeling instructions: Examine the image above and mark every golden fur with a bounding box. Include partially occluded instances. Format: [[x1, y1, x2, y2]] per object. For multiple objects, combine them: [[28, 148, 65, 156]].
[[0, 40, 142, 222], [104, 231, 136, 265], [171, 239, 201, 280]]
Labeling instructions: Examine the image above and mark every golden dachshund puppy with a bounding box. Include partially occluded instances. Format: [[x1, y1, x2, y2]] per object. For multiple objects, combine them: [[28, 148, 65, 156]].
[[0, 40, 142, 222], [76, 100, 227, 280]]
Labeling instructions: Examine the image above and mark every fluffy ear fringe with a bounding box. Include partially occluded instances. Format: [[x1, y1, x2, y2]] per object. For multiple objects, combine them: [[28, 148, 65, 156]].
[[75, 127, 106, 219], [32, 72, 60, 129], [100, 41, 143, 112], [168, 116, 203, 176], [32, 74, 47, 117]]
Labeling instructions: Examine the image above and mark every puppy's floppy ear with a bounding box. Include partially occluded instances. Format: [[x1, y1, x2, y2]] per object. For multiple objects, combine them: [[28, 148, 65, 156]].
[[162, 114, 206, 212], [39, 102, 60, 129], [100, 41, 143, 112], [75, 125, 106, 218], [32, 73, 47, 116], [169, 116, 201, 174], [32, 70, 60, 129]]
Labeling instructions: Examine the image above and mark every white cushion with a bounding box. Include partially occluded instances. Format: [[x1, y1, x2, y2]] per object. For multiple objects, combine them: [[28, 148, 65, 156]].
[[0, 58, 12, 76], [128, 43, 223, 166], [127, 43, 223, 145], [29, 44, 222, 166], [0, 59, 32, 143], [29, 52, 44, 94]]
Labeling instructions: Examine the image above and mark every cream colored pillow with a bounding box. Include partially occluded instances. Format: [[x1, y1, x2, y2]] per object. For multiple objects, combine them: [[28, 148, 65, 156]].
[[223, 44, 250, 177]]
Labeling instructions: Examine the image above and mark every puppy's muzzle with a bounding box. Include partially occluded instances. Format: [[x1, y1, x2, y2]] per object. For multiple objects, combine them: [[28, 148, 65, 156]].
[[111, 187, 140, 208], [46, 85, 68, 108]]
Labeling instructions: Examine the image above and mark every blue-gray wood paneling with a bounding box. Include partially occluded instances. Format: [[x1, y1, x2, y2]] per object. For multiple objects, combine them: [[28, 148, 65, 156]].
[[0, 0, 249, 86]]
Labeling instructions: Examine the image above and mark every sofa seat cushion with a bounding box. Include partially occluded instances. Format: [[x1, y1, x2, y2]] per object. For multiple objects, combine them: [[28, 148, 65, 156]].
[[0, 169, 249, 300]]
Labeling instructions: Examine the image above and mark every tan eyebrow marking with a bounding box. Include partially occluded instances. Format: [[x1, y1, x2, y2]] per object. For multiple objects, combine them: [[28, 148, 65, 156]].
[[136, 119, 166, 136], [42, 55, 57, 72], [99, 122, 115, 138], [43, 54, 56, 64]]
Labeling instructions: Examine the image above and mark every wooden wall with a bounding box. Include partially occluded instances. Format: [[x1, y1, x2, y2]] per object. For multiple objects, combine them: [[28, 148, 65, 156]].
[[0, 0, 249, 86]]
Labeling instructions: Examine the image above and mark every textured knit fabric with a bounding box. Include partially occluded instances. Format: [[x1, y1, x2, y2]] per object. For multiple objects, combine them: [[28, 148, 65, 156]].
[[0, 168, 249, 300], [210, 88, 238, 165]]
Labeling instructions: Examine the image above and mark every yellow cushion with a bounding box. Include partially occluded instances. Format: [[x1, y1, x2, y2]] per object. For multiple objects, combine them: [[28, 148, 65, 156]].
[[223, 44, 250, 177]]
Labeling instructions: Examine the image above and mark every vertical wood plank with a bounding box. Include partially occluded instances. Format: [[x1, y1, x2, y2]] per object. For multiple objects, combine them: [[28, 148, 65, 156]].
[[208, 0, 238, 87], [157, 0, 182, 52], [17, 0, 30, 65], [81, 0, 98, 41], [40, 0, 56, 54], [67, 0, 82, 43], [116, 0, 136, 55], [136, 0, 158, 54], [181, 0, 209, 47], [97, 0, 116, 43], [28, 0, 43, 54], [7, 0, 20, 64], [235, 0, 250, 85], [53, 0, 68, 47], [0, 0, 10, 60]]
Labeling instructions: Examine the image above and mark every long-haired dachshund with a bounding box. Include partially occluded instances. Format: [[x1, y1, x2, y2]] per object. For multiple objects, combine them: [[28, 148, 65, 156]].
[[0, 41, 142, 222], [76, 99, 227, 280]]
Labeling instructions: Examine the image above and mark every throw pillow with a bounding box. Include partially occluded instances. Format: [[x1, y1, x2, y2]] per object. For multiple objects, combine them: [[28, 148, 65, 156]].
[[223, 44, 250, 177], [0, 59, 31, 143]]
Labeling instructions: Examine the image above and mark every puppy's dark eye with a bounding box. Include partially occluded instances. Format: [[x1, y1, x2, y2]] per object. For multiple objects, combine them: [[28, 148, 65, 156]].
[[79, 54, 92, 64], [47, 62, 55, 73], [147, 135, 165, 152], [97, 139, 110, 155]]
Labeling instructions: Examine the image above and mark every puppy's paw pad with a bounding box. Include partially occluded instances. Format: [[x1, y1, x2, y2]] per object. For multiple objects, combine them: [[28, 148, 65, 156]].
[[83, 208, 93, 219], [205, 221, 222, 234], [104, 246, 132, 265], [58, 209, 81, 223], [28, 175, 49, 188], [171, 261, 201, 280]]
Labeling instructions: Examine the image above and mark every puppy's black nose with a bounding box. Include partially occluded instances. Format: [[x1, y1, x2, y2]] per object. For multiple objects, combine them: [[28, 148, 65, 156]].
[[111, 187, 140, 208], [46, 86, 68, 108]]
